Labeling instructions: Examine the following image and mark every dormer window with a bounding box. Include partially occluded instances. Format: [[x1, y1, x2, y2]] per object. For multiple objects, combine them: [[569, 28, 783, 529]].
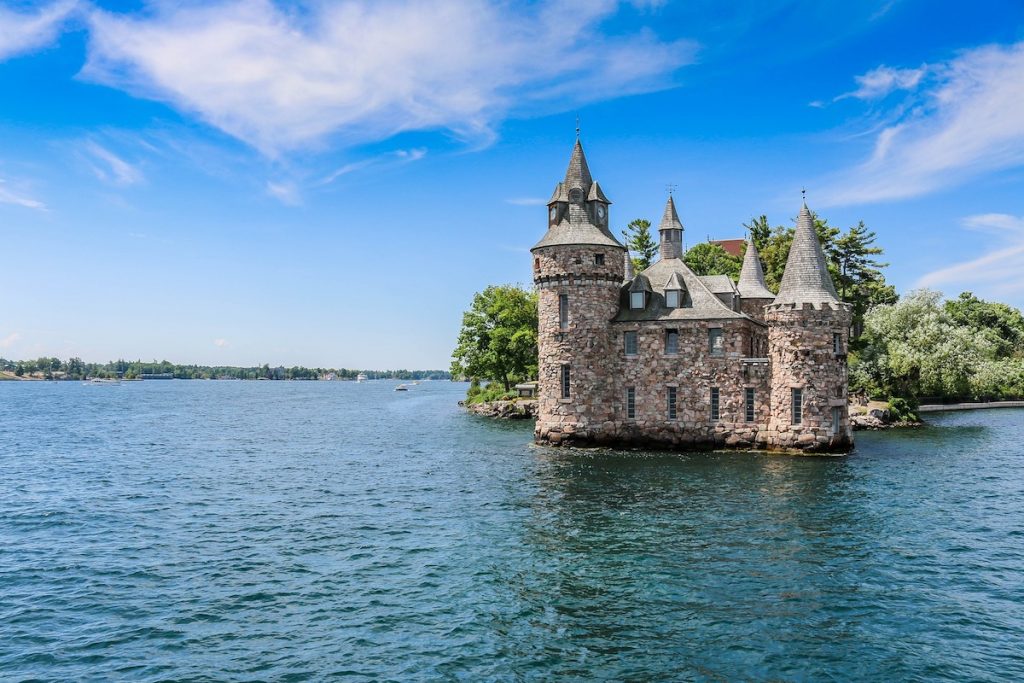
[[666, 290, 681, 308], [630, 291, 646, 309]]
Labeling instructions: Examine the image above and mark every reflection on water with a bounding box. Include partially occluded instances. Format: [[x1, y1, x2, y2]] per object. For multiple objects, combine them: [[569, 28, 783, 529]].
[[1, 382, 1022, 681]]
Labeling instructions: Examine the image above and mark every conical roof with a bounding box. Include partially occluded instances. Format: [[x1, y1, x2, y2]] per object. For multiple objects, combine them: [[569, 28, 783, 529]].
[[737, 239, 776, 299], [664, 271, 686, 291], [773, 204, 840, 305], [564, 139, 592, 190], [624, 251, 635, 282], [658, 195, 684, 233], [587, 180, 610, 203]]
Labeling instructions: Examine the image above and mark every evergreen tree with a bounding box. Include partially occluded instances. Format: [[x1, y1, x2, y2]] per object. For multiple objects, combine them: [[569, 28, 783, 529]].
[[621, 219, 658, 272]]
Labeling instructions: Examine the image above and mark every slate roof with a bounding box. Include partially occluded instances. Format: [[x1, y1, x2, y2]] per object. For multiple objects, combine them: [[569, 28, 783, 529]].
[[623, 251, 635, 282], [587, 180, 610, 203], [698, 274, 738, 295], [711, 238, 745, 257], [534, 141, 624, 251], [614, 256, 747, 322], [658, 195, 684, 233], [737, 239, 776, 300], [664, 271, 685, 291], [772, 203, 841, 306]]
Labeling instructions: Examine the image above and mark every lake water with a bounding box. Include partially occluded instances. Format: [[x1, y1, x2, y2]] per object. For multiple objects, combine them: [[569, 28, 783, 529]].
[[1, 380, 1023, 681]]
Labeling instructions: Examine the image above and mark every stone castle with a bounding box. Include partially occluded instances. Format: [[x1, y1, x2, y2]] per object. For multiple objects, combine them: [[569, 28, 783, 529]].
[[531, 139, 853, 453]]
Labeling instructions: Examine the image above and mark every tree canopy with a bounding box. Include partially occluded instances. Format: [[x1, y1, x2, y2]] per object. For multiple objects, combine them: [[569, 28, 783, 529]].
[[683, 242, 742, 279], [851, 290, 1024, 402], [621, 218, 658, 272], [450, 284, 538, 391]]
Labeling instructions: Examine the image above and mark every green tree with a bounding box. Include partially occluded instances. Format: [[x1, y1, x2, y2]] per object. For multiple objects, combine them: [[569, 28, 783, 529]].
[[14, 363, 24, 377], [451, 284, 538, 391], [944, 292, 1024, 359], [833, 222, 897, 339], [621, 218, 658, 272], [742, 215, 772, 252], [851, 290, 995, 400], [683, 242, 742, 279]]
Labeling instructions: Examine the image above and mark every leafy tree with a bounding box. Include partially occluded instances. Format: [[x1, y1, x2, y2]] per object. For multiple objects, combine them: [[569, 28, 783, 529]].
[[621, 218, 658, 272], [851, 290, 997, 400], [451, 284, 538, 391], [944, 292, 1024, 359], [742, 215, 772, 252], [683, 242, 742, 279], [14, 363, 24, 377]]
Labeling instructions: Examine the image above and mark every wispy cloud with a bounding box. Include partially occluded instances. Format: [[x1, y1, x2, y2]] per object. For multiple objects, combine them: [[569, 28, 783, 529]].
[[505, 197, 548, 206], [0, 178, 46, 210], [265, 180, 301, 206], [0, 332, 22, 349], [81, 1, 695, 155], [319, 147, 427, 186], [917, 213, 1024, 297], [213, 338, 229, 348], [84, 141, 143, 185], [834, 64, 926, 101], [819, 41, 1024, 205], [0, 0, 76, 62]]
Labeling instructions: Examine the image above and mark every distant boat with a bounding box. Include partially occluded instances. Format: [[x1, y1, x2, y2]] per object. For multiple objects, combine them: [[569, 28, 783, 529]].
[[85, 378, 120, 385], [394, 384, 409, 391], [356, 373, 368, 383]]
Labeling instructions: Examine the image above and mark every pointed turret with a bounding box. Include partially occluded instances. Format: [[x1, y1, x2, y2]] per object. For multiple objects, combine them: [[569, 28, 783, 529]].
[[737, 239, 776, 300], [563, 139, 593, 194], [658, 195, 684, 260], [773, 203, 839, 306]]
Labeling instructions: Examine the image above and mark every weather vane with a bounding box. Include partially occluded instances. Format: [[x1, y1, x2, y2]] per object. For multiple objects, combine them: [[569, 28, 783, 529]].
[[666, 183, 677, 196], [801, 186, 807, 202], [575, 114, 580, 139]]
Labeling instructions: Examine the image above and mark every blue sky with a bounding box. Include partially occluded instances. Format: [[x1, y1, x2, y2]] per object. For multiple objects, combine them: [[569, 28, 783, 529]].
[[2, 0, 1023, 368]]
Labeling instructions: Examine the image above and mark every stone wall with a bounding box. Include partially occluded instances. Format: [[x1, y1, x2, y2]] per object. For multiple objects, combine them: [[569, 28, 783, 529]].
[[534, 244, 625, 445], [762, 302, 853, 453], [739, 297, 773, 325]]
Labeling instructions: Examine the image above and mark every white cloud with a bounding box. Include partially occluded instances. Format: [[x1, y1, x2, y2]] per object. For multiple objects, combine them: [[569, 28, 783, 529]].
[[81, 1, 695, 155], [213, 338, 229, 348], [0, 178, 46, 210], [265, 180, 301, 206], [84, 141, 143, 185], [0, 0, 75, 61], [917, 214, 1024, 297], [505, 197, 548, 206], [820, 41, 1024, 205], [835, 64, 926, 101], [0, 332, 22, 349]]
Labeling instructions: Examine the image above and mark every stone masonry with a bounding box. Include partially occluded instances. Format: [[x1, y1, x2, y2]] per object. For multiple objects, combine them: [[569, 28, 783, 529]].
[[530, 139, 853, 454]]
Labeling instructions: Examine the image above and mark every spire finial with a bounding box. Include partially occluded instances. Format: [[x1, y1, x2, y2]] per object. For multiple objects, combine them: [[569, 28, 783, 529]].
[[575, 114, 580, 140], [801, 186, 806, 203], [666, 183, 677, 196]]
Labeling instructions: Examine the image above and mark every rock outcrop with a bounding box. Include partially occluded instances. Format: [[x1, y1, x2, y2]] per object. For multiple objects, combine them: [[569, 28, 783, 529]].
[[463, 400, 538, 420]]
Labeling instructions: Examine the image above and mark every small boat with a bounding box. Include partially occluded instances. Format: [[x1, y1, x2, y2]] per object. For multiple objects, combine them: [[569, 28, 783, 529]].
[[394, 384, 409, 391], [85, 378, 120, 385], [356, 373, 368, 383]]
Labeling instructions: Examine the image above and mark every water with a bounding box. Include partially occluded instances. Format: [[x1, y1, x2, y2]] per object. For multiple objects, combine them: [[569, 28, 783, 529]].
[[1, 381, 1022, 681]]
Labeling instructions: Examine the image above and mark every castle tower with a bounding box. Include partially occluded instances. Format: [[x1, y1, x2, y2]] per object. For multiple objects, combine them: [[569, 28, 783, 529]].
[[532, 140, 625, 445], [658, 195, 684, 260], [736, 238, 776, 322], [763, 203, 853, 452]]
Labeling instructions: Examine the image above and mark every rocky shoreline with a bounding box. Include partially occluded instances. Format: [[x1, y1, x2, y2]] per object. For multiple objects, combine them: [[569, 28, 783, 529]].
[[461, 399, 538, 419], [850, 405, 923, 430]]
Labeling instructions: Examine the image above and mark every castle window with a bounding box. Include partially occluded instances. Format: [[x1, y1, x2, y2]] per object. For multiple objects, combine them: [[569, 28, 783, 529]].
[[595, 254, 605, 266], [708, 328, 724, 356], [630, 291, 646, 309], [665, 329, 679, 354], [560, 365, 571, 399], [626, 387, 636, 419], [667, 387, 677, 420], [833, 332, 843, 354], [666, 289, 681, 308], [624, 331, 638, 356], [745, 388, 755, 422], [710, 387, 720, 421], [831, 406, 842, 435], [534, 258, 540, 272], [792, 388, 803, 425], [559, 294, 569, 330]]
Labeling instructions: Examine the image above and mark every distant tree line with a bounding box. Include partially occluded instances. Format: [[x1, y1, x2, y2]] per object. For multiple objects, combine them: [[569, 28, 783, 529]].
[[0, 357, 450, 382]]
